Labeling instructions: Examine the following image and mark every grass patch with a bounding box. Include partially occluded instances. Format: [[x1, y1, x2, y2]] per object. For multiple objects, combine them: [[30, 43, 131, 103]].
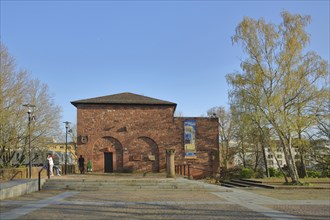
[[283, 181, 313, 186]]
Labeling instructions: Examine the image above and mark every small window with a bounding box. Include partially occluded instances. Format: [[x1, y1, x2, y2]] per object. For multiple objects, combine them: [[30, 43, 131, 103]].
[[277, 154, 282, 159], [60, 146, 64, 149], [267, 154, 273, 159]]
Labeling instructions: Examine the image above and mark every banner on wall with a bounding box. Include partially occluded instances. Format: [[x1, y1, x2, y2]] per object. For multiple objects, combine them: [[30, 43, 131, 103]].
[[184, 120, 197, 159]]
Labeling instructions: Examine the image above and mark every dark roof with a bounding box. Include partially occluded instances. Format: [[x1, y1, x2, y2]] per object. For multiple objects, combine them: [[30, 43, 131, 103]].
[[71, 92, 177, 107]]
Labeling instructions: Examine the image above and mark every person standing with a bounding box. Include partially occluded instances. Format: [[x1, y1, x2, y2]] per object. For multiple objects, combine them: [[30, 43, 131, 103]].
[[47, 154, 54, 176], [54, 164, 61, 176], [78, 155, 85, 174]]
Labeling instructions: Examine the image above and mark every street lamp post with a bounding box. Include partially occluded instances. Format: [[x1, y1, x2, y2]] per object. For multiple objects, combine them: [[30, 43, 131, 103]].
[[23, 104, 35, 179], [64, 121, 71, 175]]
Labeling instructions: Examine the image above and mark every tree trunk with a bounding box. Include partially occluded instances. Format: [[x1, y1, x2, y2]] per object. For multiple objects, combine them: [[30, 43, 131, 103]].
[[273, 150, 289, 183], [299, 153, 307, 178], [253, 141, 260, 172], [220, 141, 228, 179], [297, 132, 307, 178], [262, 144, 269, 177], [259, 131, 269, 178], [282, 140, 300, 183]]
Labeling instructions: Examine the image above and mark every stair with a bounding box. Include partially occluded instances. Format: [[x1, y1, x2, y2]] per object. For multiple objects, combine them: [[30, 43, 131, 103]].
[[220, 180, 249, 188], [220, 179, 275, 189], [41, 175, 226, 191], [238, 179, 275, 189]]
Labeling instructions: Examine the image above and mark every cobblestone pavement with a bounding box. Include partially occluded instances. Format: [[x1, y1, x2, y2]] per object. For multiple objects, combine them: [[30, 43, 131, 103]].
[[0, 179, 329, 220]]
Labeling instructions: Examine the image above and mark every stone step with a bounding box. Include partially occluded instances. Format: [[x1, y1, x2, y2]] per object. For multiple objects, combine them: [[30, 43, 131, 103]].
[[41, 177, 219, 191], [220, 182, 235, 188], [220, 180, 249, 188], [44, 181, 198, 187], [234, 179, 275, 189], [43, 179, 186, 186], [220, 179, 275, 189], [43, 183, 202, 189], [230, 179, 253, 187], [239, 178, 263, 183]]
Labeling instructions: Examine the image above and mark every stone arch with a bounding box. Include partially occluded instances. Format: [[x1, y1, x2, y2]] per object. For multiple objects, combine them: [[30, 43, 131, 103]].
[[137, 136, 159, 172], [93, 136, 123, 172]]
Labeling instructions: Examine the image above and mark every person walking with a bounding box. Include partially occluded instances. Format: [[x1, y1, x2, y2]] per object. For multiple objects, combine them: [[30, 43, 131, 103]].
[[78, 155, 85, 174], [47, 154, 54, 176], [54, 164, 61, 176]]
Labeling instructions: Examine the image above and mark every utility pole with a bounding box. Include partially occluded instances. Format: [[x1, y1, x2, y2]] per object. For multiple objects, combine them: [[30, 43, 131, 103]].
[[64, 121, 71, 175], [23, 104, 36, 179]]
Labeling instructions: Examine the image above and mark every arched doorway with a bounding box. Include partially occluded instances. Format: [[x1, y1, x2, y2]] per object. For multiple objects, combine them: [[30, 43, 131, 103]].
[[93, 136, 123, 173], [137, 136, 159, 172]]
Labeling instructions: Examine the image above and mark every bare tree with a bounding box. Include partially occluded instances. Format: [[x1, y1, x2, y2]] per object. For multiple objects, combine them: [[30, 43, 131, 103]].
[[0, 43, 62, 167], [207, 106, 236, 177]]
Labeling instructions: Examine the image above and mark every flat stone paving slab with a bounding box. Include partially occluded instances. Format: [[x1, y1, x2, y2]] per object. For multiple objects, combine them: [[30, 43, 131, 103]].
[[0, 190, 270, 220], [266, 205, 330, 220], [1, 175, 330, 220]]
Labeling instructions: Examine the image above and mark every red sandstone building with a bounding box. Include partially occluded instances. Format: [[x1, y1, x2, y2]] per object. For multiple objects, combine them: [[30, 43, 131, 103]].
[[71, 92, 219, 178]]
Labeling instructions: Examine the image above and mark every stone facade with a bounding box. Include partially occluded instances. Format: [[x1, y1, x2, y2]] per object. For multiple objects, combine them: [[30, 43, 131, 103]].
[[72, 93, 219, 179]]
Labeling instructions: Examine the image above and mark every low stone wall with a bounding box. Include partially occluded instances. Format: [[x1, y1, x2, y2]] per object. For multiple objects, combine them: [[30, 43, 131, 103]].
[[0, 179, 46, 200]]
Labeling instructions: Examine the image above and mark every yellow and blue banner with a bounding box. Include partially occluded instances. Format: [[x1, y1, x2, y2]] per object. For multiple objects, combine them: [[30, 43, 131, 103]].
[[184, 120, 197, 158]]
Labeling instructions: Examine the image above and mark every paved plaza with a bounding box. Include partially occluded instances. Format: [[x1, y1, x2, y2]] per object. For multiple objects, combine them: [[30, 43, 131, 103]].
[[0, 176, 329, 220]]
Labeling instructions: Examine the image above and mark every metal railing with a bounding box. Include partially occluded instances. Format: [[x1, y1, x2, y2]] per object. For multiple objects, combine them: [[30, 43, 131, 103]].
[[10, 170, 23, 180], [175, 164, 191, 179], [175, 164, 218, 179], [38, 161, 50, 191]]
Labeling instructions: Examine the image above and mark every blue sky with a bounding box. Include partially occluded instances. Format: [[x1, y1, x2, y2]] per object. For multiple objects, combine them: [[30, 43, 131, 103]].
[[1, 0, 329, 125]]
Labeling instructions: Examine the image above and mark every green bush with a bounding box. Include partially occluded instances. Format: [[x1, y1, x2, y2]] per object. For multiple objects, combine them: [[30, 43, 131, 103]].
[[240, 168, 255, 179], [268, 167, 276, 177], [268, 167, 283, 177], [307, 170, 321, 178], [255, 168, 265, 178], [220, 166, 242, 180], [321, 169, 330, 178]]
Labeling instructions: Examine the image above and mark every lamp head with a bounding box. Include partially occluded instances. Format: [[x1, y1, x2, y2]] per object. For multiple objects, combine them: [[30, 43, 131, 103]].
[[63, 121, 71, 129]]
